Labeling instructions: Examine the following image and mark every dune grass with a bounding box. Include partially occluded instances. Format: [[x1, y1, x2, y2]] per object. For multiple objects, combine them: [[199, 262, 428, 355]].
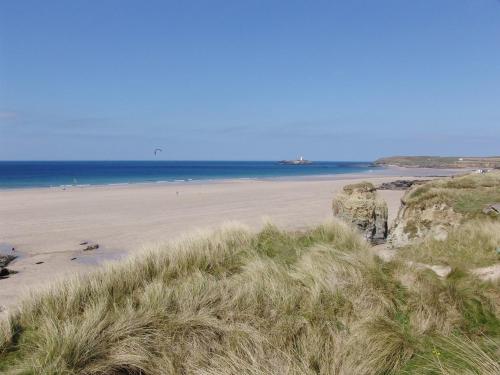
[[0, 220, 499, 374], [402, 334, 500, 375]]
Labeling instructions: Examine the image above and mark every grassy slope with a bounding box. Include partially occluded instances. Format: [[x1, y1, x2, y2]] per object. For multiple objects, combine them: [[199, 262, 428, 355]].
[[0, 220, 499, 374], [398, 173, 500, 269], [404, 172, 500, 217]]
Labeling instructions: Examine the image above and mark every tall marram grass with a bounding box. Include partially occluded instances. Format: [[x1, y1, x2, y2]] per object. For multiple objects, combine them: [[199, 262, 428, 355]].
[[403, 334, 500, 375], [0, 220, 499, 374]]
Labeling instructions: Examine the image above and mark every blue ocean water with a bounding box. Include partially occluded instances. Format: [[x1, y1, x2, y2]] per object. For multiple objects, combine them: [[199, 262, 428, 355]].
[[0, 161, 377, 189]]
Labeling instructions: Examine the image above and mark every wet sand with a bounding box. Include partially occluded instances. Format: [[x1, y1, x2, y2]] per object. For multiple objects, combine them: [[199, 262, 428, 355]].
[[0, 168, 460, 313]]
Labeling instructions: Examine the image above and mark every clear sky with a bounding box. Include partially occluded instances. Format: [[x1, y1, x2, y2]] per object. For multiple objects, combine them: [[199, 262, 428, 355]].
[[1, 0, 499, 161]]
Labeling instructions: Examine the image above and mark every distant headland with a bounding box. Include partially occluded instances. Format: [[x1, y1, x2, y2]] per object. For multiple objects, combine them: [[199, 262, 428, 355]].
[[374, 156, 500, 169]]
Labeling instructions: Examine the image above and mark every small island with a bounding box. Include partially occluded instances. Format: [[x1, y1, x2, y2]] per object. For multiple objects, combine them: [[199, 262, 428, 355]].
[[279, 156, 312, 165]]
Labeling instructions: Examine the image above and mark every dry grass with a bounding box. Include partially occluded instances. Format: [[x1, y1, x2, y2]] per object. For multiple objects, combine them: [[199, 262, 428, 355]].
[[0, 220, 499, 374]]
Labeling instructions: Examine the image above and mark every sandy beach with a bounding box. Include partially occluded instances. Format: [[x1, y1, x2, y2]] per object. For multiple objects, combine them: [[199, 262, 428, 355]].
[[0, 168, 460, 312]]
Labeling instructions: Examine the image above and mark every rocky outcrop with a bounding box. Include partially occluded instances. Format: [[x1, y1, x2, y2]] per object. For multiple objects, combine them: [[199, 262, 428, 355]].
[[388, 173, 500, 247], [332, 182, 388, 244], [388, 195, 463, 248], [0, 255, 15, 268], [0, 254, 16, 280], [483, 204, 500, 215], [377, 179, 429, 191]]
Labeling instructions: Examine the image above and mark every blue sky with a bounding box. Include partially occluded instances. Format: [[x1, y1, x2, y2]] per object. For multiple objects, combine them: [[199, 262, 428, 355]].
[[1, 0, 499, 161]]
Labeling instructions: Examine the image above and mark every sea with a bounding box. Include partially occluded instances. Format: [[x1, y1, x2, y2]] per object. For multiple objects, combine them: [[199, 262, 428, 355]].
[[0, 161, 378, 189]]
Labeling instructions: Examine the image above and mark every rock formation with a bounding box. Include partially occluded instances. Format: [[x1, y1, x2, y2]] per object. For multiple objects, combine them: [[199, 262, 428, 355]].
[[483, 204, 500, 215], [0, 254, 15, 268], [0, 254, 16, 279], [388, 189, 464, 248], [377, 179, 429, 191], [388, 173, 500, 247], [332, 182, 388, 244]]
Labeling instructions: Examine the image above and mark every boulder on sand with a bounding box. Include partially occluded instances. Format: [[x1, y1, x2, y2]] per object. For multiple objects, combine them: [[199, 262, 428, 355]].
[[0, 268, 11, 278], [0, 254, 16, 280], [332, 182, 388, 244], [0, 255, 15, 268], [377, 179, 429, 191]]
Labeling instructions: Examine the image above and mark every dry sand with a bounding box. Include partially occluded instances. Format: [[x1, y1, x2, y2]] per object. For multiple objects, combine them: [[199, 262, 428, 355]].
[[0, 170, 457, 312]]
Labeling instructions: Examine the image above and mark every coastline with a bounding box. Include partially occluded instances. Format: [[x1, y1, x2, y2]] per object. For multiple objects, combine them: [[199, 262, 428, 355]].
[[0, 167, 462, 313], [0, 165, 464, 192], [0, 160, 376, 190]]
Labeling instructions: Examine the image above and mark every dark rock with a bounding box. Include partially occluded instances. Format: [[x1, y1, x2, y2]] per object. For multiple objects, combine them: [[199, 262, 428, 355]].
[[377, 180, 429, 191], [79, 241, 88, 246], [0, 268, 10, 278], [0, 255, 17, 279], [35, 261, 44, 265], [372, 202, 388, 245], [0, 254, 16, 268], [71, 257, 77, 261], [83, 244, 99, 251]]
